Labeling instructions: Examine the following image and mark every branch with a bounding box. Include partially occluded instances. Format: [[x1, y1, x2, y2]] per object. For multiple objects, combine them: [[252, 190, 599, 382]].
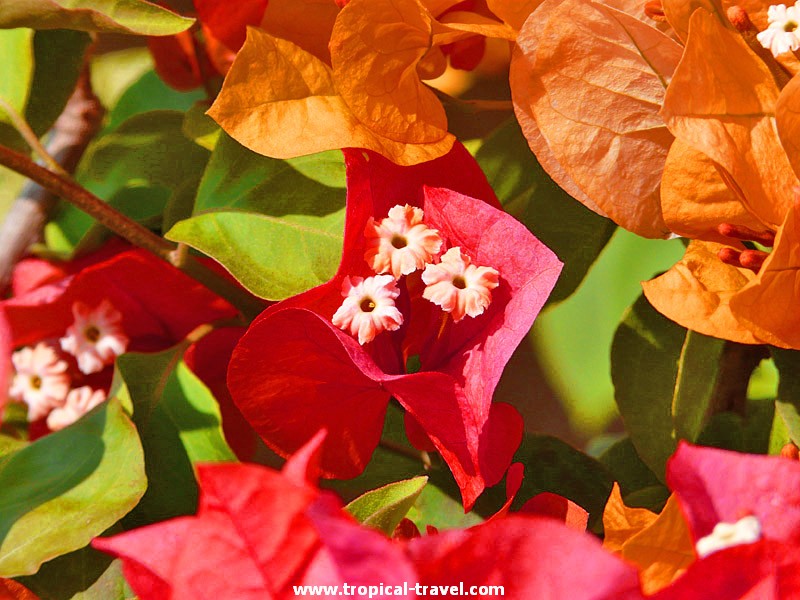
[[0, 67, 103, 293], [0, 143, 266, 319], [708, 341, 770, 417]]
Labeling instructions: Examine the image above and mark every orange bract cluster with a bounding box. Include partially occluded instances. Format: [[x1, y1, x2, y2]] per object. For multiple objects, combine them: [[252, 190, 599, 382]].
[[511, 0, 800, 349], [207, 0, 518, 165]]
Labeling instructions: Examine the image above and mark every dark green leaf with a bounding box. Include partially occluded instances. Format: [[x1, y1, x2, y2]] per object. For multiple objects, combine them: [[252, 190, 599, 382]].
[[0, 0, 194, 35], [17, 542, 133, 600], [26, 29, 91, 136], [696, 397, 775, 455], [166, 210, 344, 300], [598, 437, 663, 500], [510, 434, 614, 533], [113, 347, 235, 528], [611, 294, 724, 480], [345, 477, 427, 536], [182, 101, 220, 151], [475, 118, 616, 303], [0, 398, 145, 577]]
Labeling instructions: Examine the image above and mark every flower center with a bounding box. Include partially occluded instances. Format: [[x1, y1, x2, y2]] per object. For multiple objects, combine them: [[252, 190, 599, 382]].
[[390, 234, 408, 249], [360, 298, 377, 312], [30, 375, 42, 390], [785, 19, 798, 32], [452, 275, 467, 290], [84, 325, 101, 343]]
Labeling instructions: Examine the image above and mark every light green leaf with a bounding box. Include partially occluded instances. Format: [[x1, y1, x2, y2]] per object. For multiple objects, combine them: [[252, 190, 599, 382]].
[[194, 132, 346, 215], [475, 118, 616, 304], [0, 0, 194, 35], [113, 347, 235, 528], [166, 210, 344, 300], [183, 101, 220, 151], [0, 398, 145, 577], [345, 477, 428, 536], [611, 294, 725, 480], [0, 28, 33, 126]]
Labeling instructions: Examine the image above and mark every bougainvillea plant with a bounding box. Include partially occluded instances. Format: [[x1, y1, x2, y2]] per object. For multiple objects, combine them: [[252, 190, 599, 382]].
[[1, 0, 800, 598]]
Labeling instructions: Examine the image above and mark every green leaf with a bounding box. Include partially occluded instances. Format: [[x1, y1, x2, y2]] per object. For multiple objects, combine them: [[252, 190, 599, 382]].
[[0, 0, 194, 35], [611, 293, 724, 480], [510, 434, 614, 533], [598, 437, 664, 501], [17, 542, 134, 600], [475, 118, 616, 303], [345, 477, 428, 536], [166, 210, 344, 300], [113, 347, 235, 528], [0, 28, 33, 126], [194, 133, 346, 215], [405, 483, 483, 531], [696, 398, 774, 455], [0, 398, 145, 577], [47, 110, 209, 252], [772, 348, 800, 446], [26, 29, 91, 136], [106, 70, 204, 133], [182, 101, 220, 151]]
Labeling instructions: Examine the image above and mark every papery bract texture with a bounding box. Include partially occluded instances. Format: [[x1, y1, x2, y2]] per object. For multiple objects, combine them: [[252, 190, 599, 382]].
[[228, 145, 562, 508]]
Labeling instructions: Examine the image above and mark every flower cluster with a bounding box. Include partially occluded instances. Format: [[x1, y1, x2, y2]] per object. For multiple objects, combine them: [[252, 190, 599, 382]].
[[8, 300, 127, 430], [332, 204, 500, 345], [1, 245, 238, 435], [757, 4, 800, 56]]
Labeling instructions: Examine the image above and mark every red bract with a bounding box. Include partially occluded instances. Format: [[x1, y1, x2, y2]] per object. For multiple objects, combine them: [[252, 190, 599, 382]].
[[93, 432, 416, 599], [227, 144, 562, 509], [0, 246, 237, 423], [95, 434, 643, 600], [406, 516, 642, 600], [667, 441, 800, 544]]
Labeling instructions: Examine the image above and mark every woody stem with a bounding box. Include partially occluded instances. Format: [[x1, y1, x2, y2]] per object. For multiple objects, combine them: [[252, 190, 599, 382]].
[[0, 143, 265, 319]]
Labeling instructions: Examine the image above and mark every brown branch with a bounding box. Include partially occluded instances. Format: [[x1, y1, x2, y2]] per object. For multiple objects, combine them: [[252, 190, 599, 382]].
[[708, 341, 769, 417], [0, 67, 103, 294], [0, 143, 266, 319]]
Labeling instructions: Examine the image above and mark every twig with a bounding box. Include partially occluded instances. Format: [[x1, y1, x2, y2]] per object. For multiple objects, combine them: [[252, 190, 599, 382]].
[[0, 66, 103, 294], [0, 98, 68, 177], [0, 143, 266, 319]]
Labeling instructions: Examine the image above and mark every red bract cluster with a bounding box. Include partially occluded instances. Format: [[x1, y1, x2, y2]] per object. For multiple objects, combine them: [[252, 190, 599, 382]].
[[227, 144, 562, 509], [93, 433, 642, 600], [0, 245, 236, 434]]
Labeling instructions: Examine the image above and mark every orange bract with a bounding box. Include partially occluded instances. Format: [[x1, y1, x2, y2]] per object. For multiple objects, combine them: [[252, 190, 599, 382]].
[[602, 484, 695, 595], [207, 28, 456, 165], [510, 0, 681, 238]]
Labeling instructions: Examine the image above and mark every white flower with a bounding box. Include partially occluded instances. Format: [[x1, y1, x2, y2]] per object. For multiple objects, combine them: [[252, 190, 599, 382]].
[[9, 343, 70, 421], [364, 204, 443, 279], [60, 299, 129, 375], [47, 386, 106, 431], [695, 515, 762, 558], [757, 4, 800, 56], [331, 275, 404, 345], [421, 247, 500, 322]]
